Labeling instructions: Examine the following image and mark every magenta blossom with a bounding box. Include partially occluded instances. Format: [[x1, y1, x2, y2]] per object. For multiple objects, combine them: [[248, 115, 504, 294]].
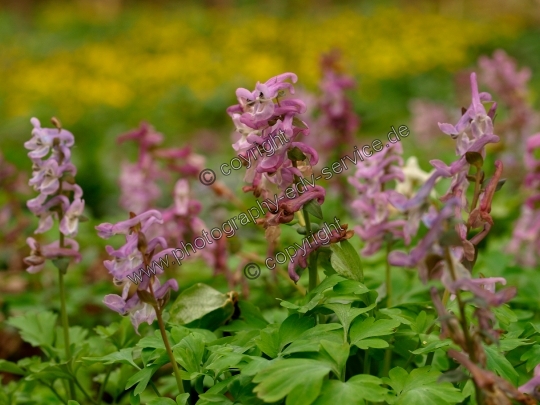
[[97, 210, 179, 333], [349, 143, 407, 255], [228, 72, 322, 205], [23, 118, 85, 273]]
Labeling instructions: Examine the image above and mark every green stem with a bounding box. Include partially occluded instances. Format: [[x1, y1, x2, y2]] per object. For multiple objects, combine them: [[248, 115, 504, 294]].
[[155, 307, 185, 396], [385, 241, 393, 308], [363, 349, 371, 374], [58, 269, 76, 400], [444, 247, 484, 405], [382, 339, 393, 377], [307, 249, 319, 292], [41, 381, 67, 405], [72, 378, 98, 405], [97, 366, 112, 404], [382, 241, 393, 376], [149, 381, 162, 397]]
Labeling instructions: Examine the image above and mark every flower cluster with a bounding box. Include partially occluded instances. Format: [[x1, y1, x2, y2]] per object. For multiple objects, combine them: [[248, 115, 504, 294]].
[[386, 73, 527, 403], [23, 118, 84, 273], [314, 51, 359, 160], [479, 50, 539, 180], [227, 73, 319, 202], [117, 122, 165, 213], [348, 142, 406, 255], [389, 73, 501, 277], [508, 134, 540, 266], [96, 210, 178, 333], [479, 49, 536, 142]]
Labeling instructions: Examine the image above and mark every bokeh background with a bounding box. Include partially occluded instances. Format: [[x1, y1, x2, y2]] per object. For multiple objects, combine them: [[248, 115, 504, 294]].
[[1, 0, 539, 217]]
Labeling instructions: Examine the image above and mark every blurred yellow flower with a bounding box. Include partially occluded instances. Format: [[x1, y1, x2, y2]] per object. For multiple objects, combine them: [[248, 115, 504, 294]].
[[0, 3, 525, 121]]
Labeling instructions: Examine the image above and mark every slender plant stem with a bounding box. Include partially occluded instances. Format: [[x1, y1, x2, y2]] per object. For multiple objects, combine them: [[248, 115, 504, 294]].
[[292, 159, 319, 292], [41, 381, 68, 405], [382, 341, 393, 377], [58, 268, 76, 400], [385, 241, 393, 307], [72, 378, 98, 405], [382, 240, 394, 376], [154, 306, 185, 395], [97, 366, 112, 404], [307, 249, 319, 292], [149, 381, 162, 397], [56, 169, 76, 401], [363, 350, 371, 374], [444, 247, 484, 405]]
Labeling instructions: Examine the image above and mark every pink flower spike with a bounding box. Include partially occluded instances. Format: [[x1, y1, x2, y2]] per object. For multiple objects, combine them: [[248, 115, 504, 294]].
[[96, 210, 163, 239]]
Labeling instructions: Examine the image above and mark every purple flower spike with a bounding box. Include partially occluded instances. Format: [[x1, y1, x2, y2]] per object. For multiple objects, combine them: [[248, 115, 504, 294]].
[[23, 117, 85, 274]]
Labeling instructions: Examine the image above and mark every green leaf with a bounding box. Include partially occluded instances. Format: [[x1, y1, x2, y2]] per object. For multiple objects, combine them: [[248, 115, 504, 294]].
[[237, 301, 269, 330], [52, 257, 71, 274], [125, 364, 160, 396], [278, 293, 324, 314], [197, 393, 234, 404], [176, 393, 191, 404], [26, 363, 74, 382], [145, 396, 177, 405], [324, 303, 375, 341], [379, 308, 413, 325], [255, 325, 280, 358], [332, 280, 370, 296], [319, 340, 350, 380], [138, 330, 166, 350], [82, 348, 139, 369], [497, 338, 532, 352], [147, 399, 177, 405], [0, 360, 25, 376], [67, 401, 81, 405], [484, 345, 519, 385], [279, 314, 316, 351], [350, 317, 400, 349], [288, 146, 307, 161], [465, 151, 483, 168], [7, 312, 57, 357], [253, 359, 332, 405], [303, 199, 323, 220], [169, 283, 235, 330], [330, 240, 363, 282], [411, 340, 451, 355], [313, 375, 388, 404], [173, 333, 205, 375], [385, 367, 464, 405], [521, 345, 540, 372], [292, 116, 308, 130]]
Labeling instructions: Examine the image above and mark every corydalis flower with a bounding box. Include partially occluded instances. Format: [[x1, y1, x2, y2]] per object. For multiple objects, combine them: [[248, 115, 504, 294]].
[[314, 50, 359, 156], [23, 118, 85, 273], [117, 122, 164, 213], [390, 73, 501, 270], [23, 237, 81, 274], [519, 365, 540, 401], [227, 72, 321, 204], [97, 210, 179, 333], [349, 143, 406, 255], [479, 50, 537, 150], [508, 133, 540, 266]]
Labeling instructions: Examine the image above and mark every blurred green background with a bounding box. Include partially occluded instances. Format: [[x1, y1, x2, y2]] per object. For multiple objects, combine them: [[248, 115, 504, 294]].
[[1, 0, 539, 218]]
